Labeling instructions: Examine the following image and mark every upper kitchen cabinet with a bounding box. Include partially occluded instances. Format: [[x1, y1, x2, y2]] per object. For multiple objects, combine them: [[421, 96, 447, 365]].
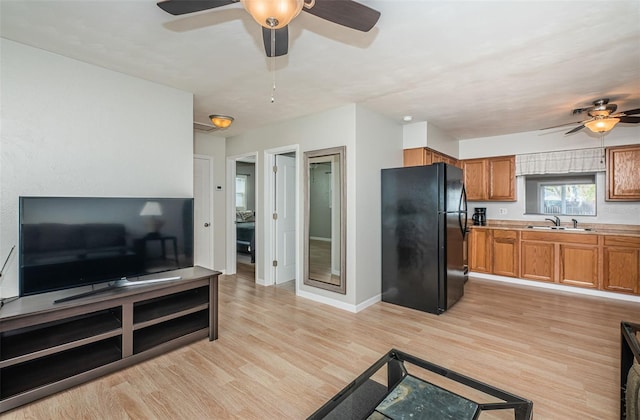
[[403, 147, 460, 168], [606, 144, 640, 201], [463, 155, 516, 201]]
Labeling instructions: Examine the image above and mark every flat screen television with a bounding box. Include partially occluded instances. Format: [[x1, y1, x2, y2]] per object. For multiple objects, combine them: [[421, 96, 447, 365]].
[[19, 197, 194, 297]]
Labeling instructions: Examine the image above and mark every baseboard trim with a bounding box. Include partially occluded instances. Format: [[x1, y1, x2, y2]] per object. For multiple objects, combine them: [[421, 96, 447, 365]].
[[471, 272, 640, 303], [296, 289, 357, 312]]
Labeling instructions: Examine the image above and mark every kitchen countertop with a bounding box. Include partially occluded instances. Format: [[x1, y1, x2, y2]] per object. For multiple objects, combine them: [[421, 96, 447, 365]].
[[469, 220, 640, 237]]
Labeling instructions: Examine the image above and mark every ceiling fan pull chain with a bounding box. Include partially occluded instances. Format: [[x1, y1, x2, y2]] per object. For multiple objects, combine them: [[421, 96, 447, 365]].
[[271, 28, 276, 103]]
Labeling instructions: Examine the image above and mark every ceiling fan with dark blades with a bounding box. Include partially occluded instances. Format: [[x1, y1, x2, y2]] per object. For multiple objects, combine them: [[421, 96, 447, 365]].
[[157, 0, 381, 57], [541, 98, 640, 135]]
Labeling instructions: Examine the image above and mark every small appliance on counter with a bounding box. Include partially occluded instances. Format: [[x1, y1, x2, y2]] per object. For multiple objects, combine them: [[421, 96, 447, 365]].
[[472, 207, 486, 226]]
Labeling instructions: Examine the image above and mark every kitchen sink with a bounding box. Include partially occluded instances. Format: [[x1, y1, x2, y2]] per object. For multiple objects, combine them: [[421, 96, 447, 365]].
[[526, 225, 593, 232]]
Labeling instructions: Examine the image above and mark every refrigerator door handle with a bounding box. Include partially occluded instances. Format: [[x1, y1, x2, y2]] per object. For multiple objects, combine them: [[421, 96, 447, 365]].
[[459, 184, 468, 239], [460, 184, 468, 213]]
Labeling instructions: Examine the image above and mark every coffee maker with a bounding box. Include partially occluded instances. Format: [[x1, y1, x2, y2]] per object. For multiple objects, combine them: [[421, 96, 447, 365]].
[[472, 207, 486, 226]]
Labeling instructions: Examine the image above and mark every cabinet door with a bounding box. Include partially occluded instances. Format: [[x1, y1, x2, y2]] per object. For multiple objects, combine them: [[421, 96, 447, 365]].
[[469, 228, 491, 273], [403, 148, 432, 167], [463, 159, 488, 201], [520, 241, 554, 282], [491, 230, 519, 277], [559, 244, 599, 288], [488, 156, 516, 201], [606, 145, 640, 200], [403, 148, 425, 167], [603, 247, 639, 294]]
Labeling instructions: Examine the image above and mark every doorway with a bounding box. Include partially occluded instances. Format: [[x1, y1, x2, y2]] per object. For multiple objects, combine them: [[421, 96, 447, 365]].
[[194, 155, 213, 269], [234, 156, 257, 278], [265, 146, 298, 289]]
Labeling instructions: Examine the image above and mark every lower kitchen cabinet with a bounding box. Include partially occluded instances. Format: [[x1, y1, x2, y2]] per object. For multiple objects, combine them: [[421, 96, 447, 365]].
[[520, 240, 555, 283], [471, 227, 639, 296], [469, 228, 491, 273], [559, 243, 599, 289], [603, 236, 640, 294], [491, 230, 519, 277]]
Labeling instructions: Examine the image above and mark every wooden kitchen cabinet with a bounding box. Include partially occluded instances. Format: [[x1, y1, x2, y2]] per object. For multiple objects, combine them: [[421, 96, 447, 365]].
[[403, 148, 430, 167], [606, 144, 640, 201], [462, 155, 516, 201], [488, 156, 516, 201], [520, 231, 599, 287], [603, 235, 640, 294], [520, 239, 555, 283], [558, 236, 600, 289], [491, 229, 519, 277], [469, 228, 491, 273], [468, 226, 639, 296], [463, 159, 488, 201], [403, 147, 460, 168]]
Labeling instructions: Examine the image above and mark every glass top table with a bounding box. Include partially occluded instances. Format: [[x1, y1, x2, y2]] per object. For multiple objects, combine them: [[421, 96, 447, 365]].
[[308, 349, 533, 420]]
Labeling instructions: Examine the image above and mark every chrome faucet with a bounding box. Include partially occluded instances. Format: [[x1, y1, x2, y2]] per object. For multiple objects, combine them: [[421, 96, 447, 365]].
[[545, 216, 561, 226], [571, 218, 578, 228]]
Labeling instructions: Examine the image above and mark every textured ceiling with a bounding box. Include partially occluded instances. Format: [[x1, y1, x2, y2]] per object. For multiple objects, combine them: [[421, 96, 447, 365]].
[[2, 0, 639, 140]]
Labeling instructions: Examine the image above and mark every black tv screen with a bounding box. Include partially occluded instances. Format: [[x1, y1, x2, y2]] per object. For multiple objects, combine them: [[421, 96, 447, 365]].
[[19, 197, 194, 296]]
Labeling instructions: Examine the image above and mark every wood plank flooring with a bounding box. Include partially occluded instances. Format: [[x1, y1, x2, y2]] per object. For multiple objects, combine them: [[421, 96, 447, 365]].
[[5, 272, 640, 419]]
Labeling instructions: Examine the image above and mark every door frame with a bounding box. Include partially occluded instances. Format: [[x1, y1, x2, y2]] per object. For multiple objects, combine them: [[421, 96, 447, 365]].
[[264, 145, 300, 287], [226, 152, 258, 282], [194, 154, 214, 270]]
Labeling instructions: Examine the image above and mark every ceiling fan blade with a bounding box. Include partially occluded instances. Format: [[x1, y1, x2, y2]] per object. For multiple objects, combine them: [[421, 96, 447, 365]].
[[620, 108, 640, 116], [565, 124, 585, 135], [619, 116, 640, 124], [157, 0, 236, 16], [262, 26, 289, 57], [303, 0, 381, 32], [539, 120, 584, 130]]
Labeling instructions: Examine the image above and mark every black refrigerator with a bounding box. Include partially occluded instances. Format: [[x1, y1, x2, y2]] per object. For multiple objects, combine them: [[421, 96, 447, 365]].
[[381, 163, 468, 315]]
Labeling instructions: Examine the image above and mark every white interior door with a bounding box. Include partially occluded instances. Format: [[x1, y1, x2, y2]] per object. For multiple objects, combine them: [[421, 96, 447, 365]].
[[194, 156, 213, 269], [275, 154, 296, 284]]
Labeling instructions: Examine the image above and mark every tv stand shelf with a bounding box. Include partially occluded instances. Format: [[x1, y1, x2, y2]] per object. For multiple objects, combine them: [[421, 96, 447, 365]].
[[0, 266, 219, 413]]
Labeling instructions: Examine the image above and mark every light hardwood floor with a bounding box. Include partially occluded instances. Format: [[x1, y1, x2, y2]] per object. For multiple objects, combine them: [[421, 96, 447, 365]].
[[5, 272, 640, 419]]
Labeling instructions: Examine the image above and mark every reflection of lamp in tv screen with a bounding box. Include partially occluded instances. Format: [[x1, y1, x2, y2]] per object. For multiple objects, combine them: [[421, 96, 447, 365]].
[[140, 201, 164, 237]]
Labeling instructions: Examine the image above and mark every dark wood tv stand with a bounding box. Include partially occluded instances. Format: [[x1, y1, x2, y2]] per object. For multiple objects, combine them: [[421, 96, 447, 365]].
[[0, 266, 219, 413]]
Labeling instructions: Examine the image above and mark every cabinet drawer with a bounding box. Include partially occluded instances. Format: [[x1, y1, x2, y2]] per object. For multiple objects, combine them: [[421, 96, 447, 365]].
[[604, 235, 640, 248], [493, 230, 517, 240]]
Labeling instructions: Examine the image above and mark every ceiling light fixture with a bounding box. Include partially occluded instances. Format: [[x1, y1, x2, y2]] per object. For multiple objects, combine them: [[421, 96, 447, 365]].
[[209, 115, 234, 129], [584, 117, 620, 133], [240, 0, 304, 29]]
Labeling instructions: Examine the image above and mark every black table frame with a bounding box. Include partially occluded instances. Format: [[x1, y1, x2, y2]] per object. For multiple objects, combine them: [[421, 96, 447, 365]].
[[308, 348, 533, 420], [621, 321, 640, 419]]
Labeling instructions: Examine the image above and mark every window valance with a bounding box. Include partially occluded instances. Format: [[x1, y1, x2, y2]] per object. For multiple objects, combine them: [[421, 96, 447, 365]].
[[515, 147, 605, 176]]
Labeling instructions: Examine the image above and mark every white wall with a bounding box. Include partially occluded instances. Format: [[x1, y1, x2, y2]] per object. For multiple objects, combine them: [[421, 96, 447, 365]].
[[226, 104, 402, 309], [227, 105, 355, 296], [194, 132, 227, 272], [402, 121, 459, 158], [354, 106, 403, 304], [459, 126, 640, 225], [0, 40, 193, 298]]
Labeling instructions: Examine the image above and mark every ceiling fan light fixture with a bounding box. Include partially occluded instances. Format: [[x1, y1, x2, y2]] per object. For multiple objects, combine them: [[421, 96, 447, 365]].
[[240, 0, 304, 29], [209, 114, 234, 129], [584, 117, 620, 133]]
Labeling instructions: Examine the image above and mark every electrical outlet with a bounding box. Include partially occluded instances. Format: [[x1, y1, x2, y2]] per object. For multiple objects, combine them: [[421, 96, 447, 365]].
[[499, 208, 507, 215]]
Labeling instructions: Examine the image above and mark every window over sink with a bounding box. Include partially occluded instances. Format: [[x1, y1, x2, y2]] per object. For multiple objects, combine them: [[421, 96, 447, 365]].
[[524, 173, 596, 216]]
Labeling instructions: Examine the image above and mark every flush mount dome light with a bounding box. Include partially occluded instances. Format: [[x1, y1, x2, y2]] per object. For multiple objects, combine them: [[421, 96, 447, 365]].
[[209, 115, 234, 129]]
